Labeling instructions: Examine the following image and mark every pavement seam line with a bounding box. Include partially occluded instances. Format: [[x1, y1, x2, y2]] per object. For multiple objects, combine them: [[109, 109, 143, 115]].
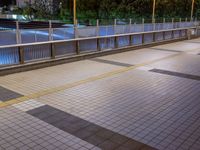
[[0, 52, 184, 108]]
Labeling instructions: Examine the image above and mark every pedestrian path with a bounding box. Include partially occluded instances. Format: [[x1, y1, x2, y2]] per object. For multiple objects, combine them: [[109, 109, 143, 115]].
[[0, 38, 200, 150]]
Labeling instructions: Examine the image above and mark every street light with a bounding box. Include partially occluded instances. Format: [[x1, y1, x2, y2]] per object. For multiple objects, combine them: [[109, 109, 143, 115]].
[[152, 0, 156, 22], [191, 0, 195, 20], [73, 0, 77, 26]]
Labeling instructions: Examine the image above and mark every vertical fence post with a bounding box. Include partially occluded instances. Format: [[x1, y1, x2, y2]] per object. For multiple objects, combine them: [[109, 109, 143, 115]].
[[74, 19, 78, 38], [129, 18, 132, 33], [128, 19, 132, 46], [179, 18, 182, 28], [50, 43, 55, 59], [49, 20, 53, 41], [172, 29, 174, 39], [18, 46, 24, 64], [194, 18, 198, 28], [96, 19, 99, 36], [16, 21, 24, 64], [74, 19, 80, 54], [179, 19, 182, 37], [172, 18, 174, 29], [114, 19, 117, 34], [185, 18, 188, 28], [163, 31, 165, 40], [114, 36, 118, 48], [153, 32, 156, 42], [96, 19, 101, 51], [152, 18, 156, 42], [142, 18, 145, 32], [16, 21, 21, 44], [142, 33, 145, 44], [153, 18, 156, 31], [49, 20, 55, 59], [163, 18, 165, 30], [129, 34, 132, 46]]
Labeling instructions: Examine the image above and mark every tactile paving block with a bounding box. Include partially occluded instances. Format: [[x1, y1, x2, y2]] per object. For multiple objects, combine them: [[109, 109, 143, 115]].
[[0, 86, 23, 102], [149, 69, 200, 81], [27, 105, 156, 150]]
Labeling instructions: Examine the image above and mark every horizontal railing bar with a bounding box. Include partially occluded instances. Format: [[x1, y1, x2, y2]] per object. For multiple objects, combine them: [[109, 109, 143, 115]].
[[0, 26, 196, 49]]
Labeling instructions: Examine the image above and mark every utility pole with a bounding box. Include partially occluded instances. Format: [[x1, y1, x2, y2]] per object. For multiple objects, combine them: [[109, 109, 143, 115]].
[[191, 0, 195, 21], [152, 0, 156, 22], [73, 0, 77, 26]]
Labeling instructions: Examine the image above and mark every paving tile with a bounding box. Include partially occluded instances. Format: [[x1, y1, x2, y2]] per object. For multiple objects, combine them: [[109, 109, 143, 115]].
[[1, 38, 200, 150], [37, 67, 200, 150], [13, 99, 45, 112], [0, 106, 97, 150]]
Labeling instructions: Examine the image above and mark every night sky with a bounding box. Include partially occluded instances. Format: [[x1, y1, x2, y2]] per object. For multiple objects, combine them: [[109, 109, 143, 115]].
[[0, 0, 15, 7]]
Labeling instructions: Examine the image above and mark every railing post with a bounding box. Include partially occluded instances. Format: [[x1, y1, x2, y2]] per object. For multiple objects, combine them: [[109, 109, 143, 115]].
[[129, 19, 132, 33], [18, 46, 24, 64], [153, 32, 156, 42], [129, 35, 132, 46], [172, 30, 174, 39], [163, 18, 165, 30], [163, 18, 165, 23], [187, 29, 192, 40], [142, 18, 145, 32], [185, 18, 188, 28], [16, 21, 21, 44], [74, 19, 80, 54], [75, 39, 80, 54], [153, 18, 156, 31], [114, 19, 117, 34], [172, 18, 174, 29], [114, 36, 118, 48], [50, 43, 55, 59], [179, 29, 182, 38], [16, 21, 24, 64], [163, 31, 165, 40], [96, 19, 101, 51], [142, 33, 145, 44], [97, 38, 101, 51], [74, 19, 78, 38], [49, 20, 53, 41], [49, 21, 55, 59], [96, 19, 99, 36], [179, 18, 182, 28]]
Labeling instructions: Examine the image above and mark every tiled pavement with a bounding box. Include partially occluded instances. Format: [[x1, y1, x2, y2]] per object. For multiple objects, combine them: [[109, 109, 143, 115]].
[[0, 38, 200, 150]]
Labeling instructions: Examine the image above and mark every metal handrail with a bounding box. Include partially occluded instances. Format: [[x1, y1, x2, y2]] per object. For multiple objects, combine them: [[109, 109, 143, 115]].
[[0, 26, 196, 49]]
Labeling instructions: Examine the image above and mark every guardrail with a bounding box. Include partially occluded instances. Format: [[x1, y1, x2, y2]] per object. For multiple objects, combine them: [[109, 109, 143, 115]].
[[0, 26, 199, 67], [0, 21, 197, 46]]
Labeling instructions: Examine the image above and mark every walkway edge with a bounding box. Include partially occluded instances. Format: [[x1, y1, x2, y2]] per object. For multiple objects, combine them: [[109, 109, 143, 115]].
[[0, 38, 186, 76]]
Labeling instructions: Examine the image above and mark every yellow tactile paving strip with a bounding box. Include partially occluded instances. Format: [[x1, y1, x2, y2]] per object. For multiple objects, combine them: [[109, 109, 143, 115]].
[[0, 60, 124, 95], [0, 53, 182, 108]]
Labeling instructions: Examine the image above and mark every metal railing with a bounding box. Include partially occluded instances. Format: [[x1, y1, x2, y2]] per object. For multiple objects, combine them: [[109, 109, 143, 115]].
[[0, 20, 198, 46], [0, 26, 199, 67]]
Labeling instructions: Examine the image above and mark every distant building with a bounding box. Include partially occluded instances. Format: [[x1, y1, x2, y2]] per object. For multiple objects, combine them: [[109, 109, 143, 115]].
[[16, 0, 34, 8]]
